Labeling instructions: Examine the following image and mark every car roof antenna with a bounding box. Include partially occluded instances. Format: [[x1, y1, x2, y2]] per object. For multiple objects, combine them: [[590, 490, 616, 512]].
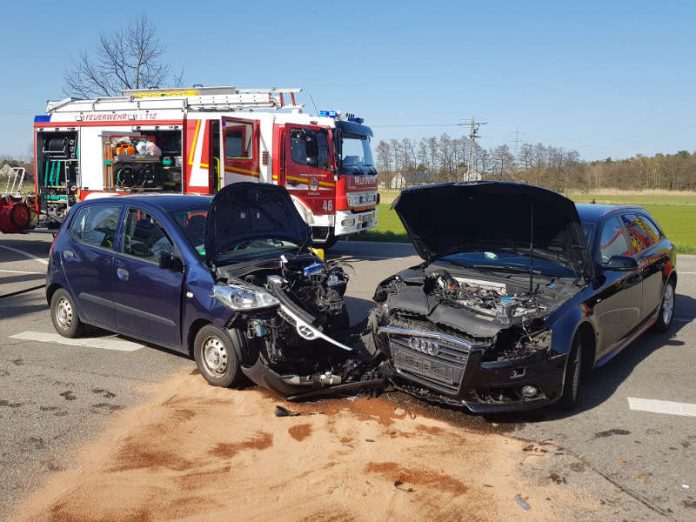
[[529, 200, 535, 296]]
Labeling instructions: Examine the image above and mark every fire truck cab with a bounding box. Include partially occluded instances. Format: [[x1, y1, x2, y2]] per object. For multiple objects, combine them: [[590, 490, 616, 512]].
[[33, 86, 378, 245]]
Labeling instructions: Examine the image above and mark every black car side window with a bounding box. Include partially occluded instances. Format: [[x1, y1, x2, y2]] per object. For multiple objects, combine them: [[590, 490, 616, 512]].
[[599, 216, 631, 263], [123, 208, 174, 263], [622, 213, 658, 254], [80, 206, 121, 250]]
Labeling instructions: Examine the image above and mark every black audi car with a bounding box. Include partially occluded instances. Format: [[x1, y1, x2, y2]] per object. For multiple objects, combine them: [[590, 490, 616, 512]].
[[369, 182, 676, 412]]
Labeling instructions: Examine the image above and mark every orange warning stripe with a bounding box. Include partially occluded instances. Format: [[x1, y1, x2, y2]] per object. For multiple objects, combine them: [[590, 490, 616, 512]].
[[188, 120, 201, 167], [224, 165, 260, 177], [272, 174, 335, 187]]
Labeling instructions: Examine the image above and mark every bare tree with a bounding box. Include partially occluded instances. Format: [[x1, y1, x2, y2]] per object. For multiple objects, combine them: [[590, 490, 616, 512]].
[[64, 15, 182, 98]]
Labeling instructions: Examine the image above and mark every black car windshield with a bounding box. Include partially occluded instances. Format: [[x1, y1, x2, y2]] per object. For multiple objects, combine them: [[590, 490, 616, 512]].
[[340, 133, 376, 175], [441, 250, 578, 278]]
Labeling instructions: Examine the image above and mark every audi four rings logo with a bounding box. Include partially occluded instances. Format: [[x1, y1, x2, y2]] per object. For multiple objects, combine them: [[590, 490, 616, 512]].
[[408, 337, 440, 355]]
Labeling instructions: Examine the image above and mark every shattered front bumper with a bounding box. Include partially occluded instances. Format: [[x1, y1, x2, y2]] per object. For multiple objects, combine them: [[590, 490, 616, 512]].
[[377, 326, 567, 413]]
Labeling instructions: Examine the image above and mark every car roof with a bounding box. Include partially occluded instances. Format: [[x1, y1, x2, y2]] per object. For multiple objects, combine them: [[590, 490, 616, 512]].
[[575, 203, 645, 223], [82, 193, 212, 213]]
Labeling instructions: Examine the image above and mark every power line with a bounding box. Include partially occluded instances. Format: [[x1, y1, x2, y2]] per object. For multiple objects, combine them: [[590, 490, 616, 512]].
[[370, 123, 463, 128]]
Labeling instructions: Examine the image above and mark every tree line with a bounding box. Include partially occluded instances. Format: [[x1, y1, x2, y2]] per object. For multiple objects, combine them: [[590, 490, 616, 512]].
[[375, 135, 696, 192]]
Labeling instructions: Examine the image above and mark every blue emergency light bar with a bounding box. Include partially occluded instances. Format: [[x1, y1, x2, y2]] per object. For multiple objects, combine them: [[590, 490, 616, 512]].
[[319, 110, 338, 118]]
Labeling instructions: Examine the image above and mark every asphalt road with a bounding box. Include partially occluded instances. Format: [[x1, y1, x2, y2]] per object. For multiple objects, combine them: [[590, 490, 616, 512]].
[[1, 234, 695, 520]]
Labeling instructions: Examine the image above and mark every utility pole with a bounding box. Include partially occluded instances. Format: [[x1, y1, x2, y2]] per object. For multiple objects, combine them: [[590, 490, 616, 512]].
[[458, 117, 487, 181]]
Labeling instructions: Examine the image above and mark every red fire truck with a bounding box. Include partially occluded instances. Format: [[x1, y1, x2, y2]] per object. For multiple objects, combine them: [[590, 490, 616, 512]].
[[31, 86, 378, 245]]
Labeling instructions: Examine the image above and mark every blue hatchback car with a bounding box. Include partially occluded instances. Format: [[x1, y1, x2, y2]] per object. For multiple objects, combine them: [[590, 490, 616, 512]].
[[47, 183, 369, 397]]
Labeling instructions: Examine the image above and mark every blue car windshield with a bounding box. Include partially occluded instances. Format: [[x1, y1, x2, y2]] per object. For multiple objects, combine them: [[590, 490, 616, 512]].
[[169, 208, 209, 258], [440, 250, 577, 278]]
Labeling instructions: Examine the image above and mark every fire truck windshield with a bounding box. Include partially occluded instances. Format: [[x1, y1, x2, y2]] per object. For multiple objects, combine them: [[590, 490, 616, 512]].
[[339, 133, 376, 175]]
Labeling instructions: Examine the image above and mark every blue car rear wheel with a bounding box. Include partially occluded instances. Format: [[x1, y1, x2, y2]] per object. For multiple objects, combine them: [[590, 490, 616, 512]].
[[50, 288, 85, 338]]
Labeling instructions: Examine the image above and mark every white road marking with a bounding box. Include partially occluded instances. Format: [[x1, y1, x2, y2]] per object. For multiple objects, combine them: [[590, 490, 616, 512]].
[[628, 397, 696, 417], [0, 245, 49, 266], [9, 331, 143, 352], [0, 268, 44, 275]]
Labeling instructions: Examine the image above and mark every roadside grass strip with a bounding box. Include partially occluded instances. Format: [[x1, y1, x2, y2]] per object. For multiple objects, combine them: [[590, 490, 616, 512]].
[[10, 331, 143, 352], [628, 397, 696, 417]]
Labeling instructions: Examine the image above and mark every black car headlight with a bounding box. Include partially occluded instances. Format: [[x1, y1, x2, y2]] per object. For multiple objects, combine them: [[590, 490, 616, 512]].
[[213, 284, 280, 311]]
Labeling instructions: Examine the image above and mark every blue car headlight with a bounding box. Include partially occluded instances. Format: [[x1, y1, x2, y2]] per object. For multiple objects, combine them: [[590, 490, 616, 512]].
[[213, 284, 280, 311]]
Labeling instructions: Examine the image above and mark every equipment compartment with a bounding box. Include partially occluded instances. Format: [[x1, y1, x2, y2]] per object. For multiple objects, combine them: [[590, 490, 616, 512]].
[[36, 130, 79, 224], [103, 130, 182, 192]]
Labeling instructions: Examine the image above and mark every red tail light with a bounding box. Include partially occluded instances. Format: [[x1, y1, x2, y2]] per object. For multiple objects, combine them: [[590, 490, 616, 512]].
[[49, 233, 57, 256]]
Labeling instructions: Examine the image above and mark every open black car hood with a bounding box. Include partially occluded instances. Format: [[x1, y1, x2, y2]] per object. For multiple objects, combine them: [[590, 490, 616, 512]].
[[393, 182, 593, 279], [205, 183, 310, 266]]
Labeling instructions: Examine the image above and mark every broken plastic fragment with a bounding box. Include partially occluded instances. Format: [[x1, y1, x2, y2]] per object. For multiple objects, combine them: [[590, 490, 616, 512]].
[[515, 494, 531, 511], [274, 405, 300, 417], [394, 480, 415, 493]]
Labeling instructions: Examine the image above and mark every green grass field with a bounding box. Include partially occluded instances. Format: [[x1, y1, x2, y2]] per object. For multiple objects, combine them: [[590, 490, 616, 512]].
[[362, 191, 696, 254]]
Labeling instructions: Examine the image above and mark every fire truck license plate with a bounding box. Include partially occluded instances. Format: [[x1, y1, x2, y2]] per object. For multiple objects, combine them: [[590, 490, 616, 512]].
[[359, 211, 375, 224]]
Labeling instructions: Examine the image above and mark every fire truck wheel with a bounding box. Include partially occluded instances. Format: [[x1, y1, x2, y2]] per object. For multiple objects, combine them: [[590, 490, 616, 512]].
[[312, 232, 338, 250], [50, 288, 86, 338]]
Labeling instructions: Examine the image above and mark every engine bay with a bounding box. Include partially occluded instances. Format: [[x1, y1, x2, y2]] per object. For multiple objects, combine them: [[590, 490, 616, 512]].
[[372, 263, 581, 365], [424, 270, 549, 326], [213, 253, 376, 395]]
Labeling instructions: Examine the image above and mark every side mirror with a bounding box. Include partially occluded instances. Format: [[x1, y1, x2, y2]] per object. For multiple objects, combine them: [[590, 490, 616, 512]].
[[603, 255, 638, 271], [159, 251, 183, 271]]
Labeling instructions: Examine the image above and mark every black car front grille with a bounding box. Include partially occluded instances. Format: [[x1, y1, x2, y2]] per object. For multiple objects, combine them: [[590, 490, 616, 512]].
[[381, 327, 471, 394]]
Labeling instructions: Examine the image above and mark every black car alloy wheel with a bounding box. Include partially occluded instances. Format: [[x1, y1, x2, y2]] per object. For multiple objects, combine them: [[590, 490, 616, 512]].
[[558, 335, 583, 410]]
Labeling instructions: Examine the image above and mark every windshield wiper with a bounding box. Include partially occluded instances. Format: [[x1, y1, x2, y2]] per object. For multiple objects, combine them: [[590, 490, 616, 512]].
[[471, 264, 542, 275]]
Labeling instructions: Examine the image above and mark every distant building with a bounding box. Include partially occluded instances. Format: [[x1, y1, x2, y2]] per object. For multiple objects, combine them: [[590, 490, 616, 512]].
[[0, 163, 14, 180], [389, 173, 407, 189]]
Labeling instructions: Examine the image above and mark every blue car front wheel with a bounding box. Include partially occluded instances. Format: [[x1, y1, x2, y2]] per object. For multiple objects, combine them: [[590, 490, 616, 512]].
[[193, 325, 244, 388]]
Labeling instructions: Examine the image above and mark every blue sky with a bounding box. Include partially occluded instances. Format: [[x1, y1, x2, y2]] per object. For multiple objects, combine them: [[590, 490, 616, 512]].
[[1, 0, 695, 160]]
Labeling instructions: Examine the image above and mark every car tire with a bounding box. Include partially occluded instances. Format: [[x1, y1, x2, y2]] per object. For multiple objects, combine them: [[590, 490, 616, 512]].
[[193, 325, 244, 388], [557, 335, 583, 411], [653, 279, 676, 333], [50, 288, 85, 338]]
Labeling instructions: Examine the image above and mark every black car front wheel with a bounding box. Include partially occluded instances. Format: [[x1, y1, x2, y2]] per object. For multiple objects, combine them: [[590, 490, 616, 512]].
[[50, 288, 85, 338], [653, 279, 676, 332], [557, 335, 583, 411], [193, 325, 244, 388]]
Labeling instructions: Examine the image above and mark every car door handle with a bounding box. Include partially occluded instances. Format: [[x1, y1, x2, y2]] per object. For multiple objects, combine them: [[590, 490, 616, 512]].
[[116, 268, 129, 281]]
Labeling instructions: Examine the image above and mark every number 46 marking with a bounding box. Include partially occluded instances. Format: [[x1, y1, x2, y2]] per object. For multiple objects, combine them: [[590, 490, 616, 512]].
[[322, 200, 333, 212]]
